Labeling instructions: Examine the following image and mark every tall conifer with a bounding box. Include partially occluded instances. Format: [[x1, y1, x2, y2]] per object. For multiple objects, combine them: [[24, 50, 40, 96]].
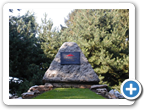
[[62, 9, 129, 86]]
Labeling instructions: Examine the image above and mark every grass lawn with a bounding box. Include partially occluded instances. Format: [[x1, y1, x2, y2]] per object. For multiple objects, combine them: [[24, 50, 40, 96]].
[[33, 88, 106, 99]]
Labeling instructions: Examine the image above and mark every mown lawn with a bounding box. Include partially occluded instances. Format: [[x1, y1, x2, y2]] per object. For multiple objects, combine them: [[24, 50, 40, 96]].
[[33, 88, 106, 99]]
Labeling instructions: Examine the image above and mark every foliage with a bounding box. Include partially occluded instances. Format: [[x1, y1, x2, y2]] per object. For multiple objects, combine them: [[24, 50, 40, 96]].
[[9, 11, 49, 96], [33, 88, 106, 99], [37, 13, 67, 61], [62, 9, 129, 86]]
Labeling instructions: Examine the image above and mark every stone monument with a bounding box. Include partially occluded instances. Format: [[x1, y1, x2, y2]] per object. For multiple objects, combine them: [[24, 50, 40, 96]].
[[43, 42, 100, 88]]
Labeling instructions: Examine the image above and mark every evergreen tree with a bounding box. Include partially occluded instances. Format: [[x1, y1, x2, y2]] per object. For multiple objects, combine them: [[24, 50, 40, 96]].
[[9, 11, 49, 96], [38, 13, 64, 62], [62, 9, 129, 86]]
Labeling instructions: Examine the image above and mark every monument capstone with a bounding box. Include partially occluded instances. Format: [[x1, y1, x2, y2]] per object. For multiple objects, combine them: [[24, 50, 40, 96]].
[[43, 42, 100, 88]]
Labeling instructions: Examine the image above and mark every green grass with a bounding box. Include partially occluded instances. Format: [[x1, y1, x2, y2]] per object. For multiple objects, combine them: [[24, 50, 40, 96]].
[[33, 88, 106, 99]]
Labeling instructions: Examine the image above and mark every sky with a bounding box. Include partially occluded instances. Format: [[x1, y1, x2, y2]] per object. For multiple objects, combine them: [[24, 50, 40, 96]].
[[9, 9, 74, 30]]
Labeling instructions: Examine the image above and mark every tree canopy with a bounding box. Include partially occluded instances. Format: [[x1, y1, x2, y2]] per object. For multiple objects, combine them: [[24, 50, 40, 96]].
[[9, 12, 49, 95]]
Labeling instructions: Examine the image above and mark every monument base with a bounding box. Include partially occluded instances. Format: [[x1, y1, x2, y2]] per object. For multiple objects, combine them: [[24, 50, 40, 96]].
[[43, 82, 99, 89]]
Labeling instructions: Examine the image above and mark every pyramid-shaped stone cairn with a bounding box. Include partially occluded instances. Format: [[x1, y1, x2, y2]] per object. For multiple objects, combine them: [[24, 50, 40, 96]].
[[43, 42, 100, 88]]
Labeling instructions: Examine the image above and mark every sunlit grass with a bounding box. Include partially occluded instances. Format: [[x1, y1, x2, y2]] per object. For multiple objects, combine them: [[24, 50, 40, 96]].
[[33, 88, 106, 99]]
